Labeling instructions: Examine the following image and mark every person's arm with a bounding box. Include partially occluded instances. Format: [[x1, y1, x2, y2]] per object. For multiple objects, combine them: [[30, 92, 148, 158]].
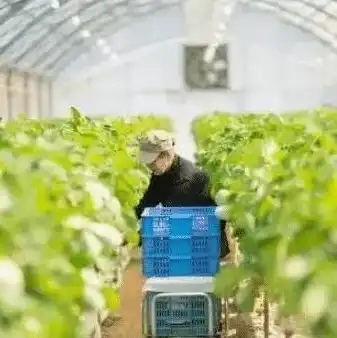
[[134, 177, 161, 246], [135, 177, 160, 219], [193, 171, 230, 258], [191, 170, 217, 206]]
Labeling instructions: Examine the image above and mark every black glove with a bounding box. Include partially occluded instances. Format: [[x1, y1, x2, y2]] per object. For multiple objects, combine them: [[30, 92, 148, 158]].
[[121, 237, 128, 246], [93, 263, 100, 272], [137, 229, 142, 247]]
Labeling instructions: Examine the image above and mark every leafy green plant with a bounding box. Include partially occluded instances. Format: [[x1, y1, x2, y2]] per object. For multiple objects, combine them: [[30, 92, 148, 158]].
[[192, 107, 337, 337], [0, 108, 172, 338]]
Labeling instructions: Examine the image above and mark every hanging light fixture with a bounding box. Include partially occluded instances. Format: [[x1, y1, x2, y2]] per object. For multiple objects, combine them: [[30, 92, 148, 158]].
[[81, 29, 91, 38], [71, 15, 81, 26], [204, 0, 237, 63], [96, 38, 106, 47], [51, 0, 60, 9]]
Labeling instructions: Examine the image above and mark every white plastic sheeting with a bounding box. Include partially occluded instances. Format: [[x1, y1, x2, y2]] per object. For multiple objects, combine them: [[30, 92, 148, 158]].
[[54, 4, 337, 161]]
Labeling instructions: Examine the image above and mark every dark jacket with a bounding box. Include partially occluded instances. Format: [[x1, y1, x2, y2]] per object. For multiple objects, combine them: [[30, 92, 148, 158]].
[[135, 155, 229, 258]]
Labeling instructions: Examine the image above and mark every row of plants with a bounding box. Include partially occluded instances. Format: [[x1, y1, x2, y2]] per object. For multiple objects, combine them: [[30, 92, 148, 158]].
[[0, 108, 173, 338], [192, 107, 337, 337]]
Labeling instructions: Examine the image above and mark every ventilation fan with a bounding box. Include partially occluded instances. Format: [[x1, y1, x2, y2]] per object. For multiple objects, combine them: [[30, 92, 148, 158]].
[[183, 44, 228, 89]]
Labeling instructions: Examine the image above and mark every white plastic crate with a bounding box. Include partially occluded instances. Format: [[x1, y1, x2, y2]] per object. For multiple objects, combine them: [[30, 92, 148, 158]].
[[142, 277, 222, 337], [142, 276, 216, 293]]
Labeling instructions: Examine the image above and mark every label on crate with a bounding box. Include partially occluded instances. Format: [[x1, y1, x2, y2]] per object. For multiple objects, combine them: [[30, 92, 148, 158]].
[[152, 217, 170, 235], [192, 216, 208, 231]]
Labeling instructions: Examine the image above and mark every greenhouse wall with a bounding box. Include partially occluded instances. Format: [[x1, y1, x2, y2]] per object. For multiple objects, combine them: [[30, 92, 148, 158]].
[[55, 4, 337, 117], [0, 67, 53, 120], [54, 4, 337, 159]]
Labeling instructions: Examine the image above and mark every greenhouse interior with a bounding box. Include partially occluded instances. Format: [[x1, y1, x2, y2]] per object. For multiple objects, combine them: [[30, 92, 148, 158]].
[[1, 0, 337, 337]]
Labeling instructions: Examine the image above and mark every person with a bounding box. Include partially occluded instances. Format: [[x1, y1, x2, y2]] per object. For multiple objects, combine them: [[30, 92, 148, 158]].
[[135, 129, 229, 258]]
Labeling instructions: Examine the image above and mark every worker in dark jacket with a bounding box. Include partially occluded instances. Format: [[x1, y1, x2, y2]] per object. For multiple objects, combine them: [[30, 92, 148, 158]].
[[135, 129, 229, 258]]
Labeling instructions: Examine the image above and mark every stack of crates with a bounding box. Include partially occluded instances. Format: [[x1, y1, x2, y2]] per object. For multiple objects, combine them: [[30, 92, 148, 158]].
[[140, 207, 222, 337]]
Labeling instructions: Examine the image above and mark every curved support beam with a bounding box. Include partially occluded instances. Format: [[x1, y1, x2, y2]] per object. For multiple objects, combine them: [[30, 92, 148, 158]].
[[41, 20, 128, 72], [51, 0, 336, 76], [53, 0, 337, 77], [297, 0, 337, 21], [0, 7, 53, 58], [0, 0, 31, 37], [12, 1, 98, 63], [40, 2, 180, 73], [12, 0, 128, 64], [250, 0, 337, 47], [3, 0, 335, 77], [259, 0, 337, 25], [29, 1, 159, 69], [29, 14, 119, 68], [55, 36, 183, 84]]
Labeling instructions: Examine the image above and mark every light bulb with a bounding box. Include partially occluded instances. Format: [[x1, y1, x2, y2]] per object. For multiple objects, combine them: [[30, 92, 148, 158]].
[[71, 16, 81, 26], [96, 39, 105, 46], [81, 30, 91, 38], [51, 0, 60, 9]]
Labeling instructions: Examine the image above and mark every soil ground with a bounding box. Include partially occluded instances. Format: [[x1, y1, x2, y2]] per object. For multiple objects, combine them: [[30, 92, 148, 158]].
[[102, 261, 306, 338], [103, 261, 144, 338]]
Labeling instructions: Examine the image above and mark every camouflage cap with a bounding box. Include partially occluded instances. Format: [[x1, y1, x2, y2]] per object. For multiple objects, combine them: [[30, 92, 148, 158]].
[[138, 129, 175, 164]]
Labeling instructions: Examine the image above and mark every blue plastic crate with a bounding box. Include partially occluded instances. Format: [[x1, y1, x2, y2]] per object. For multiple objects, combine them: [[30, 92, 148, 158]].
[[142, 256, 219, 277], [141, 207, 220, 277], [141, 207, 220, 237], [142, 292, 222, 337]]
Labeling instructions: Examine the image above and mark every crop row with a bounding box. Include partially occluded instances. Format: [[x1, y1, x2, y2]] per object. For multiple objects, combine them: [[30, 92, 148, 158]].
[[192, 108, 337, 337], [0, 108, 172, 338]]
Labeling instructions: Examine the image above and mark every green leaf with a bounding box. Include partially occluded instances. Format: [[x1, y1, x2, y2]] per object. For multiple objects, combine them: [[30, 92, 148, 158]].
[[101, 287, 120, 311], [0, 110, 172, 338], [214, 265, 248, 298], [192, 108, 337, 336]]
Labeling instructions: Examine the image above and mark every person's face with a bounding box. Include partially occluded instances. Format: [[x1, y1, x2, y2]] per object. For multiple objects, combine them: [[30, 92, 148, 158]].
[[147, 152, 173, 175]]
